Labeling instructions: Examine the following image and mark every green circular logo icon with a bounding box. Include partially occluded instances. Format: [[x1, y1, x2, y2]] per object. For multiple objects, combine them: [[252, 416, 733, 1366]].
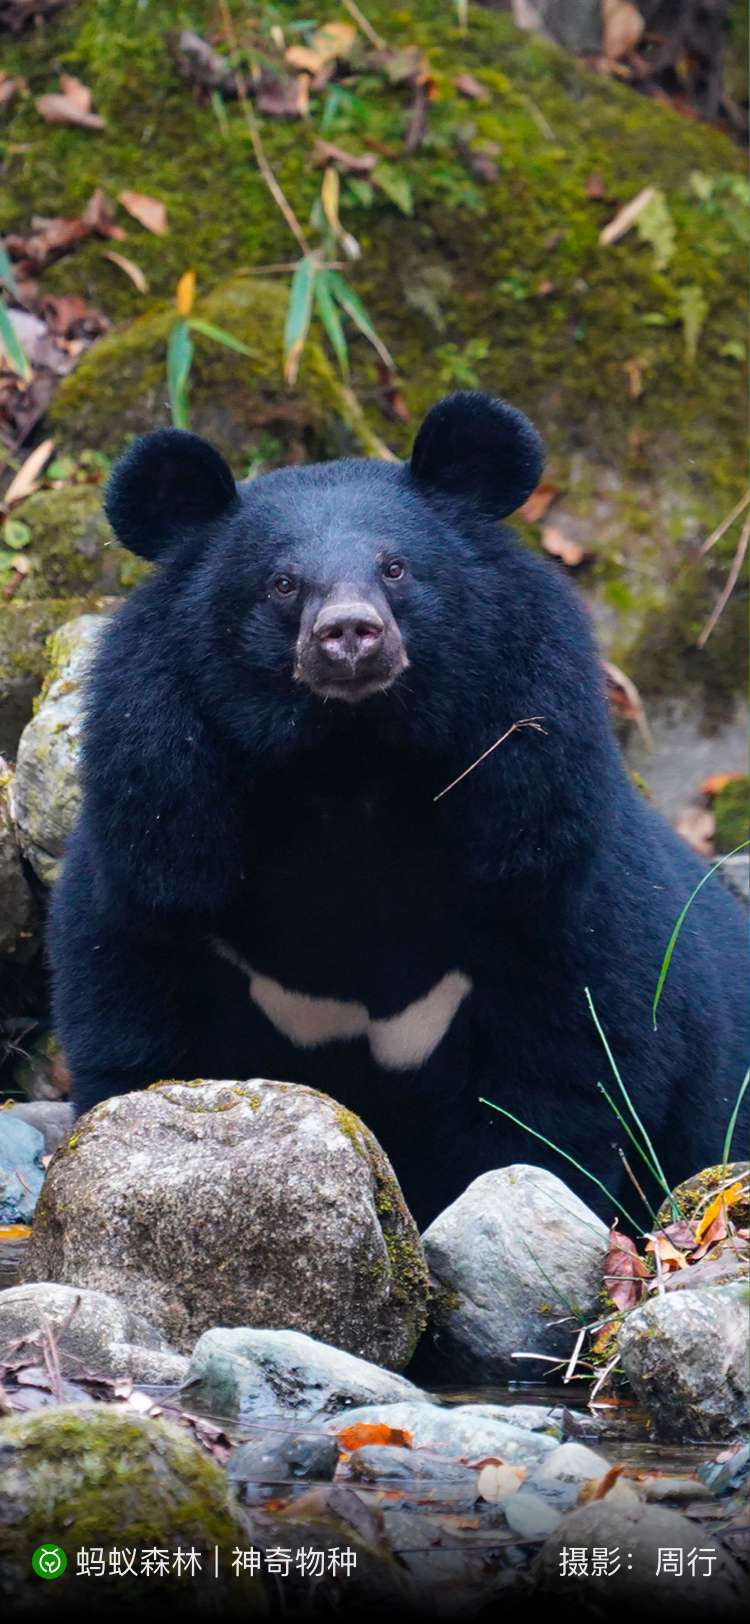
[[32, 1544, 68, 1580]]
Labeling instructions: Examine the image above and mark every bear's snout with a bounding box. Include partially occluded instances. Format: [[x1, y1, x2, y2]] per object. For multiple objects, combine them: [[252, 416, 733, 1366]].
[[296, 591, 407, 702], [313, 601, 385, 668]]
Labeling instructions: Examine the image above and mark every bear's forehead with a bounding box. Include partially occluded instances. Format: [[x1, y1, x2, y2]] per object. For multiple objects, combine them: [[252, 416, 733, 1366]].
[[232, 459, 434, 561]]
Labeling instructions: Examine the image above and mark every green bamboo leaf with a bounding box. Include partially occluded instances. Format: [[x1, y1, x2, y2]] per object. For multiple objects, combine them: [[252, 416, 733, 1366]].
[[653, 841, 750, 1028], [314, 272, 348, 377], [166, 318, 193, 430], [0, 301, 31, 380], [722, 1068, 750, 1164], [187, 317, 253, 356], [0, 243, 19, 297], [284, 257, 316, 386], [372, 162, 414, 216], [326, 270, 394, 369]]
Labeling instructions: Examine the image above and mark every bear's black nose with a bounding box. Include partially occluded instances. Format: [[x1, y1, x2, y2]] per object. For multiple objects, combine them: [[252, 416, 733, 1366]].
[[312, 601, 385, 669]]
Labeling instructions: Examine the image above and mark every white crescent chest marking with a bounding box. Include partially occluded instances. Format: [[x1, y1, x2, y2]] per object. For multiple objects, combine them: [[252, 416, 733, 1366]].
[[213, 941, 472, 1071]]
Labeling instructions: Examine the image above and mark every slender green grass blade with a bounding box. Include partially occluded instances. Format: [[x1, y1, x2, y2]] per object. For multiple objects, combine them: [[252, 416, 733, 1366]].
[[0, 301, 30, 380], [585, 987, 674, 1211], [0, 244, 19, 298], [479, 1096, 643, 1231], [326, 270, 394, 368], [314, 272, 349, 376], [188, 317, 253, 356], [722, 1067, 750, 1165], [653, 841, 750, 1029], [284, 256, 316, 385], [166, 318, 193, 430]]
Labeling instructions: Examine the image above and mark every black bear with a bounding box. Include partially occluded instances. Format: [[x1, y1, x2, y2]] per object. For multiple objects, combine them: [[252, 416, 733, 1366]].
[[49, 393, 748, 1229]]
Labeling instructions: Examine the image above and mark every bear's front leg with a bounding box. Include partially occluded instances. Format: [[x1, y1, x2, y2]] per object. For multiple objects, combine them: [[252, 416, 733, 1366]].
[[49, 835, 208, 1116]]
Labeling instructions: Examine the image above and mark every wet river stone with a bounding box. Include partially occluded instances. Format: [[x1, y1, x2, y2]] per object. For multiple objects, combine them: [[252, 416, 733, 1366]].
[[0, 1282, 188, 1384], [618, 1281, 749, 1441], [22, 1078, 429, 1365], [418, 1165, 609, 1381]]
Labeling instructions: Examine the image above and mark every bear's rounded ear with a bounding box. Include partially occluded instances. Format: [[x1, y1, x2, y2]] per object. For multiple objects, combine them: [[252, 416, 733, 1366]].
[[105, 428, 238, 559], [410, 391, 543, 518]]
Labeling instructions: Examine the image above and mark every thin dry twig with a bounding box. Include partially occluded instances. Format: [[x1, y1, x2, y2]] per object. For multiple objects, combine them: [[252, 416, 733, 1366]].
[[341, 0, 386, 50], [563, 1324, 588, 1383], [588, 1350, 621, 1405], [217, 0, 310, 257], [697, 507, 750, 648], [697, 489, 750, 558], [433, 718, 547, 803], [617, 1147, 651, 1214]]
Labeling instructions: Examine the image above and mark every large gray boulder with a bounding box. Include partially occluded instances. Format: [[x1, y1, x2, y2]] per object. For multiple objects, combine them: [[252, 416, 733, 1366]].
[[618, 1282, 749, 1441], [420, 1165, 609, 1380], [12, 613, 106, 884], [326, 1400, 560, 1466], [0, 1281, 188, 1385], [22, 1078, 429, 1365], [185, 1326, 423, 1423]]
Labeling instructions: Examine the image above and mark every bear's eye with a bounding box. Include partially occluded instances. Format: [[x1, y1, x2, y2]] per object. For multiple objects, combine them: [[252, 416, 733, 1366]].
[[383, 560, 405, 581], [273, 574, 297, 597]]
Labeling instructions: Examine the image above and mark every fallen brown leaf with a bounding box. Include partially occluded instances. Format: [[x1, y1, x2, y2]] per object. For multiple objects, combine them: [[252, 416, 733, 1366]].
[[118, 190, 168, 236], [0, 73, 21, 108], [103, 250, 148, 293], [602, 659, 653, 748], [256, 73, 309, 119], [602, 0, 644, 62], [519, 481, 560, 523], [602, 1222, 649, 1312], [586, 173, 607, 200], [455, 73, 490, 102], [542, 523, 590, 568], [675, 805, 715, 859], [0, 1225, 32, 1241], [36, 74, 104, 130], [3, 437, 55, 506]]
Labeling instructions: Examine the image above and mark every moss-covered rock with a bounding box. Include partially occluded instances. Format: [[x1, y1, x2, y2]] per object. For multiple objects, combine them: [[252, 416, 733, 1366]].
[[714, 776, 748, 852], [8, 484, 144, 600], [13, 613, 109, 884], [50, 275, 388, 463], [22, 1078, 429, 1366], [656, 1162, 749, 1233], [0, 595, 116, 757], [0, 1405, 265, 1614], [0, 759, 37, 960]]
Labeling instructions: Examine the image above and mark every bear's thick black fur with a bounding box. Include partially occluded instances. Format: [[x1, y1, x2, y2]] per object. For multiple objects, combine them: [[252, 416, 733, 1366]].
[[49, 394, 748, 1229]]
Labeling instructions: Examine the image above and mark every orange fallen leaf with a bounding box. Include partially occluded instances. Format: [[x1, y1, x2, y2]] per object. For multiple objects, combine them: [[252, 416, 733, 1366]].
[[337, 1421, 412, 1451], [645, 1232, 689, 1270], [176, 269, 196, 317], [0, 1225, 32, 1242], [285, 44, 323, 74], [699, 771, 746, 798], [118, 190, 168, 236], [695, 1180, 745, 1244], [580, 1462, 625, 1502], [519, 481, 560, 523]]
